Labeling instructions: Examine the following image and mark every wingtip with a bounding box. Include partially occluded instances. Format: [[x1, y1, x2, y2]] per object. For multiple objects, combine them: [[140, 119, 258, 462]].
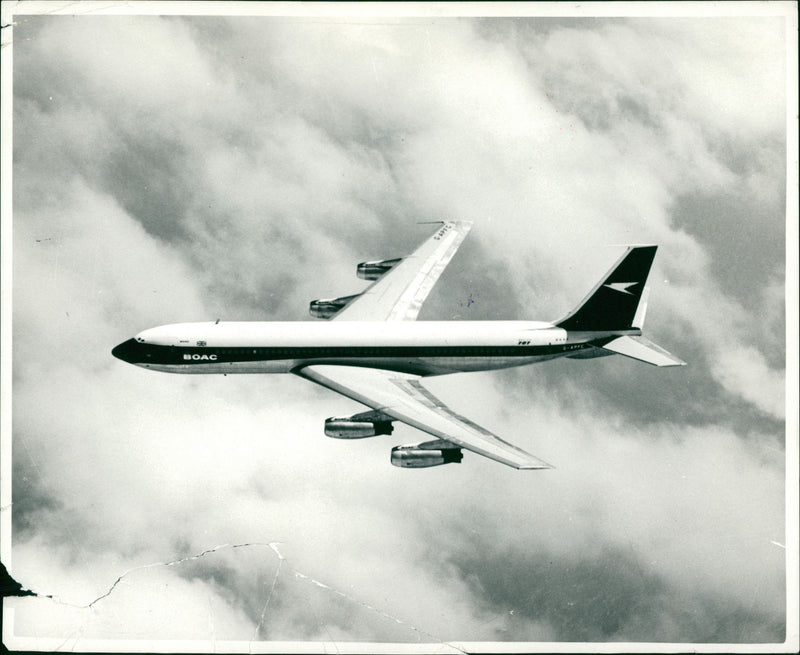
[[605, 243, 658, 250]]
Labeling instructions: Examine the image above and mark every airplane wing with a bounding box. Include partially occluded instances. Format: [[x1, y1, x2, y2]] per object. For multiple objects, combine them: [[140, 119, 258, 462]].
[[294, 364, 553, 470], [331, 221, 471, 321]]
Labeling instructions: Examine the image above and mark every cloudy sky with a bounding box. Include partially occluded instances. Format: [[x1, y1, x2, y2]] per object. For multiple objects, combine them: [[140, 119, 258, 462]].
[[2, 2, 797, 651]]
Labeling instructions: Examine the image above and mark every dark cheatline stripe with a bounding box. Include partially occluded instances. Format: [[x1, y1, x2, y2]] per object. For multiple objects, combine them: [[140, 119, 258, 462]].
[[124, 342, 592, 366]]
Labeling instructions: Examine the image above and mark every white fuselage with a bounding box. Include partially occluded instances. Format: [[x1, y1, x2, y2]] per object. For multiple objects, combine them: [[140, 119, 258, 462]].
[[111, 320, 616, 377]]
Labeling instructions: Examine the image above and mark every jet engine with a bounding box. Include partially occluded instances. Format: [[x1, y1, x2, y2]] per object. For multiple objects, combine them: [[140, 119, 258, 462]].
[[390, 439, 463, 468], [309, 294, 360, 319], [357, 258, 402, 281], [325, 410, 394, 439]]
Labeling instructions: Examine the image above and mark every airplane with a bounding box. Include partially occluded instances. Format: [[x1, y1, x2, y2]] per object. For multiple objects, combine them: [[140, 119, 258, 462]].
[[112, 221, 685, 470]]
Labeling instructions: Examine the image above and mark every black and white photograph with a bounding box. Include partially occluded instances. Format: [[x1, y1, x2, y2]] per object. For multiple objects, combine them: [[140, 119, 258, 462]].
[[1, 1, 797, 652]]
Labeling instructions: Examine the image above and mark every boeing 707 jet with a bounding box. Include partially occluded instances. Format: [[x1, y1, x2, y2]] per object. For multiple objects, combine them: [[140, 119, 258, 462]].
[[112, 222, 685, 469]]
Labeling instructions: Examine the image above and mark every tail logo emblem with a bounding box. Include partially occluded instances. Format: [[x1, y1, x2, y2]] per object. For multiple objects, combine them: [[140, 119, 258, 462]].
[[603, 282, 638, 295]]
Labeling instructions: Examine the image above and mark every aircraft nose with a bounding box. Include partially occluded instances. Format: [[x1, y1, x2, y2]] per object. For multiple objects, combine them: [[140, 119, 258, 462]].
[[111, 338, 141, 364]]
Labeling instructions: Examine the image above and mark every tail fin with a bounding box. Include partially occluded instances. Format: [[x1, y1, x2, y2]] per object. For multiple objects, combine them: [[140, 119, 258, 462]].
[[556, 245, 656, 331]]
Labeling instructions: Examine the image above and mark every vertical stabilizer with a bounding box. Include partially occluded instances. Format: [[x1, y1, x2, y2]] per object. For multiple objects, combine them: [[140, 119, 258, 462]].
[[556, 246, 656, 331], [631, 286, 650, 329]]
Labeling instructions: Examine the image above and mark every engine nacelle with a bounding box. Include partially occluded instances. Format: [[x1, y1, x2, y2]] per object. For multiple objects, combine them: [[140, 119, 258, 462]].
[[325, 411, 394, 439], [309, 294, 360, 319], [357, 258, 402, 281], [390, 439, 463, 468]]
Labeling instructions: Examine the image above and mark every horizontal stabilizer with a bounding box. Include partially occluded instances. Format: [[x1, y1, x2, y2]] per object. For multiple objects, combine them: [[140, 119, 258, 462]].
[[601, 335, 686, 367]]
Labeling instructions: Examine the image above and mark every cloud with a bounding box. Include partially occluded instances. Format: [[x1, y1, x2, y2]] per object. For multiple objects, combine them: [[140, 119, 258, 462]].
[[711, 347, 785, 419], [5, 9, 791, 649]]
